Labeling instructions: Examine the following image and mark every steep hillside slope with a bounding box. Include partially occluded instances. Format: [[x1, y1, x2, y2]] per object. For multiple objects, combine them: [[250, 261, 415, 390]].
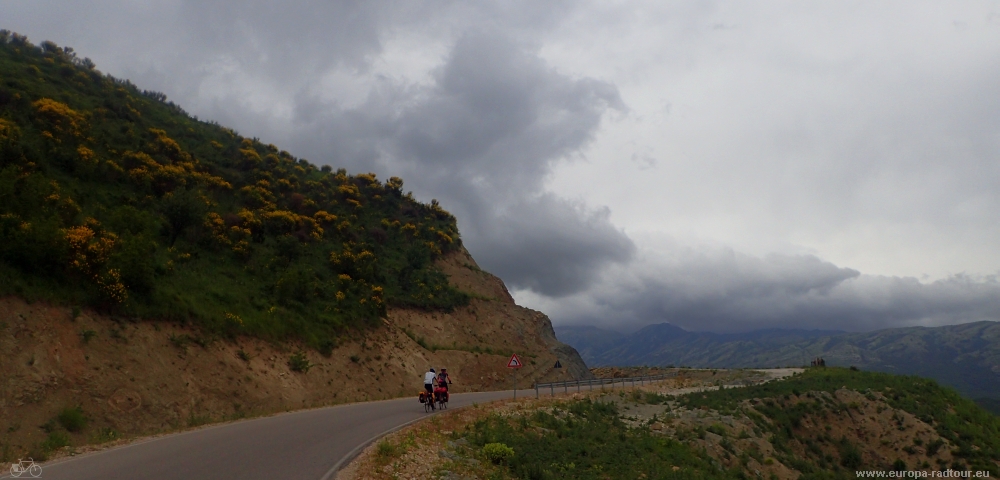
[[0, 247, 590, 460], [558, 321, 1000, 400]]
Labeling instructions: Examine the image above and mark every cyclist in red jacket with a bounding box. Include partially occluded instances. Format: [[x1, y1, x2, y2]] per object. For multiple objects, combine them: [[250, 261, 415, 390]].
[[436, 368, 452, 402]]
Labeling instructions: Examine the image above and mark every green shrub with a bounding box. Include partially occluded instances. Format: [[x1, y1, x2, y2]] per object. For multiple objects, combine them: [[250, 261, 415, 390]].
[[318, 339, 336, 357], [57, 406, 87, 433], [41, 431, 69, 452], [376, 440, 400, 459], [80, 329, 97, 343], [707, 423, 728, 437], [839, 441, 862, 469], [926, 439, 944, 456], [288, 351, 311, 373], [482, 442, 514, 464]]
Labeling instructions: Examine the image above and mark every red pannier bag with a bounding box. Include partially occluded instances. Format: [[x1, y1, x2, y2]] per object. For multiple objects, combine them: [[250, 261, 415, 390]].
[[433, 386, 449, 402]]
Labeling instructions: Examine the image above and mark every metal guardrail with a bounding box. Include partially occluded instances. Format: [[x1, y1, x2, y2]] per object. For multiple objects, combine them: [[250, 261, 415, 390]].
[[533, 372, 678, 398]]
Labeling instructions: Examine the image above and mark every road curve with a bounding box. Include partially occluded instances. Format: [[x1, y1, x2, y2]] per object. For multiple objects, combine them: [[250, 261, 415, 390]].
[[18, 390, 515, 480]]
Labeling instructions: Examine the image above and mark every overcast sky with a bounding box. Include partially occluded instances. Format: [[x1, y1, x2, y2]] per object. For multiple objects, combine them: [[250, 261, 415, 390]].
[[6, 1, 1000, 333]]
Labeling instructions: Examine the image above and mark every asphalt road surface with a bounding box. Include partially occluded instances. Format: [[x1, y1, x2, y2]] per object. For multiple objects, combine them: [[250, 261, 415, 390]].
[[16, 390, 516, 480]]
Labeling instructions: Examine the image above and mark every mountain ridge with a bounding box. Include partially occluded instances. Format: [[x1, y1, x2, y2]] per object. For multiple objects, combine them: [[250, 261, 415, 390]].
[[556, 321, 1000, 400]]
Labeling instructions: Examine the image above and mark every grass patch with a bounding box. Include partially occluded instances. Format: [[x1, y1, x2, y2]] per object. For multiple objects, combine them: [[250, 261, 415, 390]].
[[92, 427, 119, 444], [40, 431, 69, 453], [376, 440, 401, 459], [187, 413, 213, 428]]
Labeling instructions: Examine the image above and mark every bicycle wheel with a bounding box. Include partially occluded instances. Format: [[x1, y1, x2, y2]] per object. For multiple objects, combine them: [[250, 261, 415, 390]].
[[11, 465, 23, 478], [28, 464, 42, 477]]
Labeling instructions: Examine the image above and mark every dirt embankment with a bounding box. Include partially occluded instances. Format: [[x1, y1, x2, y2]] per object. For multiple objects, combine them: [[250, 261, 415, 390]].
[[0, 248, 590, 459]]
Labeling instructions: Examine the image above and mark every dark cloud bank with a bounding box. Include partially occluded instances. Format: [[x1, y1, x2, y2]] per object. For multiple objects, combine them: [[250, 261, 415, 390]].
[[556, 249, 1000, 334], [283, 31, 636, 297]]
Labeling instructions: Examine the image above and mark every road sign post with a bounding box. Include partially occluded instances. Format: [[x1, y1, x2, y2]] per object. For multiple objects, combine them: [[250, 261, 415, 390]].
[[507, 354, 523, 399]]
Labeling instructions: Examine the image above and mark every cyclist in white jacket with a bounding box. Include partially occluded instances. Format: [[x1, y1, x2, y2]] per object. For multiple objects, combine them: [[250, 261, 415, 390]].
[[423, 368, 437, 410]]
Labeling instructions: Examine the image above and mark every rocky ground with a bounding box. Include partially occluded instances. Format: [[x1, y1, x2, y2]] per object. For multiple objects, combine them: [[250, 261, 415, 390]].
[[0, 248, 590, 461]]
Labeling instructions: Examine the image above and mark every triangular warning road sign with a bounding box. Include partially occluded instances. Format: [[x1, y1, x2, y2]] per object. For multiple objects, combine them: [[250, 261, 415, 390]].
[[506, 354, 523, 369]]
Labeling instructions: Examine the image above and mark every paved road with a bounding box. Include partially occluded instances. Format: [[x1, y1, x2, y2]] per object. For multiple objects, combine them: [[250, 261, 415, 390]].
[[16, 390, 515, 480]]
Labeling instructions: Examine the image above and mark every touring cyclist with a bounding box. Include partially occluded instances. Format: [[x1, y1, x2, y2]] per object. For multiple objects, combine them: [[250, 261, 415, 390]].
[[423, 368, 437, 410]]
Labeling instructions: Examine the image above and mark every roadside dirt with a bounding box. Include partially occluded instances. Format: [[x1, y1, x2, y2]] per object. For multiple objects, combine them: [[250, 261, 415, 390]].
[[0, 248, 590, 461]]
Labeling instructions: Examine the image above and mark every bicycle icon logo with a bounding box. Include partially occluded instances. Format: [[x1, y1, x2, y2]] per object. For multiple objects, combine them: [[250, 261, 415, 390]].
[[10, 458, 42, 477]]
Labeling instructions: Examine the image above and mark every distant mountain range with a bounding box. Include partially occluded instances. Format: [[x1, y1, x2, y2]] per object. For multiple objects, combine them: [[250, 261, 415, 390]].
[[556, 321, 1000, 400]]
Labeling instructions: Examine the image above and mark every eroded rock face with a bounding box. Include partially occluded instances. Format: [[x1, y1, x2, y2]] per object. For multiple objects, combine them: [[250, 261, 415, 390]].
[[0, 247, 590, 456]]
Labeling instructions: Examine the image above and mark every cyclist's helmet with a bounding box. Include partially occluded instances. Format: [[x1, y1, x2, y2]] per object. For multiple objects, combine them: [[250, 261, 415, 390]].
[[430, 368, 435, 373]]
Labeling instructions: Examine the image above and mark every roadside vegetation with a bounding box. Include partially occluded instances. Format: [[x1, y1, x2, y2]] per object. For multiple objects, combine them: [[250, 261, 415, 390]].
[[0, 31, 467, 350], [676, 367, 1000, 477], [350, 368, 1000, 479], [465, 399, 741, 479]]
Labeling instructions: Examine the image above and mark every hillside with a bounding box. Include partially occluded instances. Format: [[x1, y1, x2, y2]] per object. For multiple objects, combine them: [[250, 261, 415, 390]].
[[0, 30, 469, 349], [348, 368, 1000, 479], [557, 321, 1000, 401], [0, 32, 591, 461]]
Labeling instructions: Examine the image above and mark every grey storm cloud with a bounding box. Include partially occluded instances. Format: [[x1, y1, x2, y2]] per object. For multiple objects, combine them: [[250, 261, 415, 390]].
[[540, 247, 1000, 333], [281, 31, 634, 296]]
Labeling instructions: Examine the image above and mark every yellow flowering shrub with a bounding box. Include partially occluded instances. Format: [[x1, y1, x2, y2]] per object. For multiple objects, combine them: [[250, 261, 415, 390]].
[[313, 210, 337, 224], [0, 118, 18, 141], [33, 98, 84, 137], [147, 128, 185, 160]]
